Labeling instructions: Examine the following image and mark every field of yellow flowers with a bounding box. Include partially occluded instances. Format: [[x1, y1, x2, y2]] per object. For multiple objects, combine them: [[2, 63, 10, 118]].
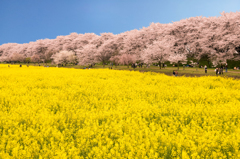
[[0, 64, 240, 158]]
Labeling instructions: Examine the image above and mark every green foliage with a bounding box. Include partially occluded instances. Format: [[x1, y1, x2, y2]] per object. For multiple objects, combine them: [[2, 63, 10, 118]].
[[199, 54, 213, 68], [24, 57, 31, 63], [44, 60, 52, 63], [186, 54, 213, 68], [226, 60, 240, 69]]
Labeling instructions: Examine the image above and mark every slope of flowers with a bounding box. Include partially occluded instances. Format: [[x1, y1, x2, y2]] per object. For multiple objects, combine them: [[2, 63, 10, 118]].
[[0, 64, 240, 158]]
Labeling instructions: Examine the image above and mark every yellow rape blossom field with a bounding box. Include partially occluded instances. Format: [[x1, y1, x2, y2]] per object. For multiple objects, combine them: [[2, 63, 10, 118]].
[[1, 64, 240, 159]]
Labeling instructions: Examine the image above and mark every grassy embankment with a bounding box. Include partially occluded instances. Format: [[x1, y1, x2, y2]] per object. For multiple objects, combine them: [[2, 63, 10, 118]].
[[2, 63, 240, 78]]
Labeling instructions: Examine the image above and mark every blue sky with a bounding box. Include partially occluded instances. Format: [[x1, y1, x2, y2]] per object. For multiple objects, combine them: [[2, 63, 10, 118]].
[[0, 0, 240, 45]]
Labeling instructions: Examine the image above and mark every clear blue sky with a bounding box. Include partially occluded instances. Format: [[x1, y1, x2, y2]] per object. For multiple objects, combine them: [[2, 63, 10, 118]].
[[0, 0, 240, 45]]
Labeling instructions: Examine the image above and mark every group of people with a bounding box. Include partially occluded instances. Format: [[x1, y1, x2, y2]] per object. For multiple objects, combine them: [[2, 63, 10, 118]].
[[173, 70, 178, 77], [215, 63, 228, 75], [215, 67, 224, 75], [204, 63, 228, 76], [131, 63, 143, 68], [173, 63, 228, 77]]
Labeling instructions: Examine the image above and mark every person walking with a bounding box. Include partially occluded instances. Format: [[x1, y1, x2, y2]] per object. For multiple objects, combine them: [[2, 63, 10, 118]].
[[173, 70, 175, 76], [204, 65, 207, 73], [215, 68, 218, 76], [220, 64, 223, 75], [225, 63, 228, 72]]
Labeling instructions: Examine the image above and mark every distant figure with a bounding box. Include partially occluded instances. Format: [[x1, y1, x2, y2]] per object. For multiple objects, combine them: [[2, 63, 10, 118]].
[[175, 71, 178, 77], [215, 68, 218, 76], [20, 65, 22, 67], [225, 63, 228, 72], [162, 63, 165, 69], [132, 63, 136, 69], [220, 64, 223, 74], [173, 70, 175, 76], [204, 65, 207, 73]]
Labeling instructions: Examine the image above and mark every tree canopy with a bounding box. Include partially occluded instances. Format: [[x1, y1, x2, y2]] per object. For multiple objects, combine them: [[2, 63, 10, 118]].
[[0, 11, 240, 66]]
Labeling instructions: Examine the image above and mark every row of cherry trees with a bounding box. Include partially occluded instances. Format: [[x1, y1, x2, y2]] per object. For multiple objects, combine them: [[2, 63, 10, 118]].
[[0, 11, 240, 67]]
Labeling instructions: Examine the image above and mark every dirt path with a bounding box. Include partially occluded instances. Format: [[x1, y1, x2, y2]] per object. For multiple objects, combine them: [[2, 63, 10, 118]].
[[227, 71, 240, 74], [138, 70, 240, 79]]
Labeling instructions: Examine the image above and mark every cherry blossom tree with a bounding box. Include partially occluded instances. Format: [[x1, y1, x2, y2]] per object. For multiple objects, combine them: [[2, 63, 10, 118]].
[[94, 38, 117, 67], [168, 53, 187, 70], [32, 40, 48, 62], [10, 53, 25, 63], [76, 44, 97, 66], [0, 10, 240, 68], [141, 39, 172, 69], [51, 50, 76, 66], [118, 54, 137, 68], [31, 55, 41, 63], [109, 55, 120, 67], [0, 56, 10, 62]]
